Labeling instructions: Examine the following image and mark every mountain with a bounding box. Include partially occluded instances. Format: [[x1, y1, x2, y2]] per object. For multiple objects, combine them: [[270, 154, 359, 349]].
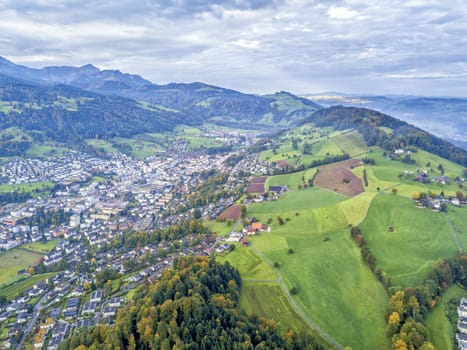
[[305, 93, 467, 150], [303, 105, 467, 166], [0, 56, 321, 132]]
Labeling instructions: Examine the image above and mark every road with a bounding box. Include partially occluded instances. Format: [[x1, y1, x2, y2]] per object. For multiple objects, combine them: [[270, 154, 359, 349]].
[[15, 293, 48, 350], [248, 244, 343, 350]]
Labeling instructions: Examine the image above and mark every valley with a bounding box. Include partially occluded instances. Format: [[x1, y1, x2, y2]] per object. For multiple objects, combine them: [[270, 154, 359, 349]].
[[0, 57, 466, 350]]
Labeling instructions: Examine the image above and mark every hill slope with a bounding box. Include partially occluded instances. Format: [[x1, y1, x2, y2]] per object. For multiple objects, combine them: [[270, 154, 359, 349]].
[[304, 106, 467, 166], [0, 56, 321, 136]]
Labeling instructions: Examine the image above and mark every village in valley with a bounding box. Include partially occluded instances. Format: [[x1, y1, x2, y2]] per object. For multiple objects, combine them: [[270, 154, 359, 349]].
[[0, 126, 466, 350]]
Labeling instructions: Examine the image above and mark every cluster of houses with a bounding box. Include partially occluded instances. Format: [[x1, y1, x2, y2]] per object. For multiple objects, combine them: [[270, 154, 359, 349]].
[[457, 298, 467, 349], [219, 221, 271, 253], [0, 131, 281, 348]]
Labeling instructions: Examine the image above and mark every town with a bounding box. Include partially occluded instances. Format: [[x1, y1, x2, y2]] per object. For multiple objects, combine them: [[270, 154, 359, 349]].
[[0, 131, 273, 350]]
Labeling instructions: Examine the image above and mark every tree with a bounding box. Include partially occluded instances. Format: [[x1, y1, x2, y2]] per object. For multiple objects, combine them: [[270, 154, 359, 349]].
[[392, 188, 398, 195], [193, 208, 202, 219], [437, 163, 444, 174]]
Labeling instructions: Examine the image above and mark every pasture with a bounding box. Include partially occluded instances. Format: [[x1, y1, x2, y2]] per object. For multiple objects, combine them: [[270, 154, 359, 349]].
[[217, 246, 276, 281], [332, 130, 369, 156], [248, 187, 347, 215], [426, 285, 467, 350], [0, 248, 44, 287], [359, 194, 459, 287], [241, 185, 389, 349], [264, 229, 389, 350]]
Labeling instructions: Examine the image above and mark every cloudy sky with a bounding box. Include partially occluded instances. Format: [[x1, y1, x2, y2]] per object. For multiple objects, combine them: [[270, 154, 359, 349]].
[[1, 0, 466, 96]]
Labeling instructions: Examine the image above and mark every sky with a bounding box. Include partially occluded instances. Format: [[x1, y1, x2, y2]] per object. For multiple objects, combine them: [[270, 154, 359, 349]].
[[1, 0, 467, 96]]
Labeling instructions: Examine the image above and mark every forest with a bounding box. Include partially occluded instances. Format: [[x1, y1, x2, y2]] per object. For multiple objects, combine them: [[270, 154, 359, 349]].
[[59, 256, 323, 350]]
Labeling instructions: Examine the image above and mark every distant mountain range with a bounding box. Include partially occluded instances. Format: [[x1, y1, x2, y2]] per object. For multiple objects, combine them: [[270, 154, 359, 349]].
[[0, 56, 466, 165], [0, 56, 321, 131], [306, 93, 467, 149]]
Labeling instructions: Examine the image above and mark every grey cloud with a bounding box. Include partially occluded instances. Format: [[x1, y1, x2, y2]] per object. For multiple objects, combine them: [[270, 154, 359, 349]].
[[0, 0, 466, 96]]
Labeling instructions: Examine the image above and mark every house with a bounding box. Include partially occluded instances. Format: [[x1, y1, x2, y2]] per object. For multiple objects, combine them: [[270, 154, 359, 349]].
[[102, 306, 117, 317], [82, 301, 99, 314], [459, 317, 467, 334], [90, 289, 104, 303], [226, 232, 243, 242], [240, 238, 249, 246], [456, 333, 467, 350]]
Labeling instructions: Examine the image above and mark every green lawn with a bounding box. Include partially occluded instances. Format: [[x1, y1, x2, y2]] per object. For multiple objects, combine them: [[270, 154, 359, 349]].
[[112, 137, 160, 159], [352, 166, 399, 192], [240, 282, 306, 331], [426, 285, 467, 350], [0, 248, 44, 287], [359, 194, 459, 287]]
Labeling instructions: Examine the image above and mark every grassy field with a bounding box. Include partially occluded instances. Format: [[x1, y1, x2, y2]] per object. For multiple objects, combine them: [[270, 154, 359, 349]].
[[240, 282, 323, 336], [0, 248, 45, 287], [336, 192, 378, 225], [0, 273, 56, 300], [426, 285, 467, 350], [85, 139, 118, 153], [0, 181, 54, 194], [352, 166, 399, 192], [248, 187, 347, 214], [265, 229, 389, 349], [359, 194, 459, 287], [22, 240, 59, 254], [241, 185, 389, 348], [183, 136, 225, 150], [332, 130, 369, 156], [217, 246, 276, 281], [112, 137, 160, 159], [268, 168, 317, 190], [447, 206, 467, 249], [204, 220, 237, 236]]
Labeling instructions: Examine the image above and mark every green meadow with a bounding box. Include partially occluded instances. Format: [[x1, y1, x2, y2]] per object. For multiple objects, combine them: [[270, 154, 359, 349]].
[[359, 194, 459, 287], [236, 175, 389, 348], [426, 285, 467, 350], [0, 248, 44, 287], [332, 130, 369, 156]]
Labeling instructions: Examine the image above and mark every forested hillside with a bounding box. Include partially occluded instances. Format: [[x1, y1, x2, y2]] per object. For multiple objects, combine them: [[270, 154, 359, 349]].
[[59, 256, 322, 350], [306, 106, 467, 166]]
